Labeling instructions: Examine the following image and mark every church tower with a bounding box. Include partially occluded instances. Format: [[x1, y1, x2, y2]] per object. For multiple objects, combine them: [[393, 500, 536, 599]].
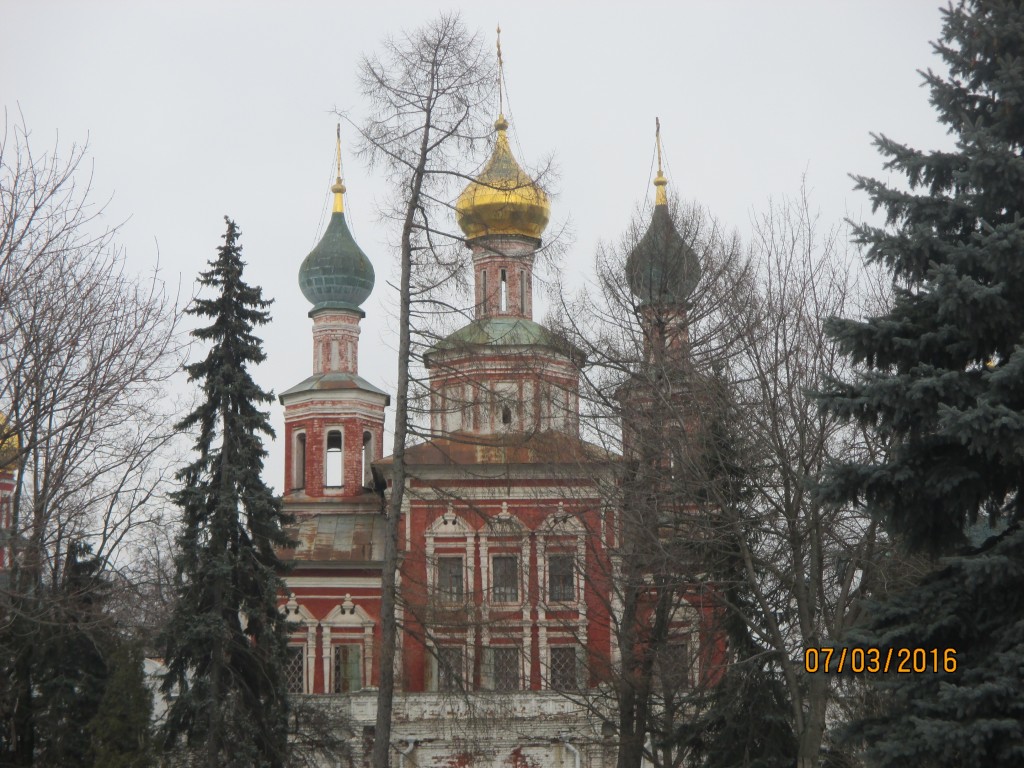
[[425, 105, 581, 438], [278, 131, 389, 696], [620, 120, 703, 462], [282, 130, 388, 499]]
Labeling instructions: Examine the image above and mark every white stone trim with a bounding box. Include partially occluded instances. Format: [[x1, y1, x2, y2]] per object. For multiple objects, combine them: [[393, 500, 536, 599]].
[[321, 595, 375, 693]]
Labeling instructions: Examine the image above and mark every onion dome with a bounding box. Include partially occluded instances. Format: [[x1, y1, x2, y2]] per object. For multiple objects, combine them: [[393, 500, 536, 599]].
[[626, 129, 701, 306], [455, 115, 550, 241], [0, 413, 19, 471], [298, 137, 375, 313]]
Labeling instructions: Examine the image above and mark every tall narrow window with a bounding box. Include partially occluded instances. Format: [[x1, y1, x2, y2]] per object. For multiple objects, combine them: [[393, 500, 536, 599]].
[[437, 557, 464, 602], [549, 646, 579, 690], [500, 269, 508, 311], [519, 270, 526, 314], [655, 641, 689, 695], [325, 430, 343, 487], [437, 646, 464, 692], [491, 555, 518, 602], [548, 554, 574, 602], [333, 644, 363, 693], [481, 270, 488, 314], [362, 430, 373, 487], [501, 406, 512, 425], [293, 432, 306, 491], [285, 646, 304, 694]]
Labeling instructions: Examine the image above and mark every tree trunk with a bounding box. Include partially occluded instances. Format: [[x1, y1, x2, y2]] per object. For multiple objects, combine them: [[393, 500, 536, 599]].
[[372, 95, 431, 768]]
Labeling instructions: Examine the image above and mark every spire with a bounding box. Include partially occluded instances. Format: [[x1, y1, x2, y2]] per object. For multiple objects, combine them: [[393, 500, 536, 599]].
[[454, 28, 550, 241], [331, 123, 346, 214], [625, 119, 701, 306], [497, 24, 504, 118], [654, 117, 668, 207], [297, 127, 375, 314]]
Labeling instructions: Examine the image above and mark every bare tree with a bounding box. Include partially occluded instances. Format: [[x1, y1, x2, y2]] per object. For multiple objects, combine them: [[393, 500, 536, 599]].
[[550, 191, 754, 768], [719, 189, 886, 768], [0, 114, 185, 764], [352, 16, 496, 767], [551, 179, 915, 768]]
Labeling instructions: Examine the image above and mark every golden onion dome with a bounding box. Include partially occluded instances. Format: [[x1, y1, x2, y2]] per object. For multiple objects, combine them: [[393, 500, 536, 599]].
[[456, 115, 550, 241], [0, 414, 19, 472]]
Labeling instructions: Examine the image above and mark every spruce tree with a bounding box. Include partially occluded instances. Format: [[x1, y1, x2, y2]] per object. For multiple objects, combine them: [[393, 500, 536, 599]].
[[161, 217, 291, 767], [88, 640, 155, 768], [818, 1, 1024, 764]]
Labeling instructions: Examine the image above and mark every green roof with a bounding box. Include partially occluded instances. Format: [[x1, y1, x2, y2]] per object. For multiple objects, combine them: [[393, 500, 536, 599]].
[[625, 205, 701, 306], [426, 317, 583, 362], [298, 212, 375, 313], [279, 372, 389, 403]]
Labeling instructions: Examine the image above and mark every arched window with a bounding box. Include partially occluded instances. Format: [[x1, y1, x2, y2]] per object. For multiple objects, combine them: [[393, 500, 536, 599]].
[[501, 406, 512, 425], [325, 430, 343, 487], [500, 268, 508, 312], [362, 430, 373, 487], [481, 270, 488, 314], [519, 269, 526, 314], [293, 432, 306, 491]]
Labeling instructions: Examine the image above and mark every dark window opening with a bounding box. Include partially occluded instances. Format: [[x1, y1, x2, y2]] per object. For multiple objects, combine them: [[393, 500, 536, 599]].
[[438, 557, 464, 602], [437, 646, 464, 692], [500, 269, 508, 311], [481, 270, 488, 314], [549, 554, 574, 602], [285, 646, 304, 694], [501, 405, 512, 425], [519, 269, 526, 313], [325, 430, 343, 487], [655, 641, 690, 696], [491, 647, 520, 691], [333, 644, 363, 693], [549, 646, 578, 690], [492, 556, 518, 602]]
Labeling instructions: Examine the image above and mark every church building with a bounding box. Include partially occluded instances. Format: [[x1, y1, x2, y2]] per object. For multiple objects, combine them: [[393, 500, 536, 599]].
[[276, 83, 723, 768]]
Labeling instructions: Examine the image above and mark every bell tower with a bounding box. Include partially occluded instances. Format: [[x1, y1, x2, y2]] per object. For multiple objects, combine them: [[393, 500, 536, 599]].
[[281, 129, 389, 500]]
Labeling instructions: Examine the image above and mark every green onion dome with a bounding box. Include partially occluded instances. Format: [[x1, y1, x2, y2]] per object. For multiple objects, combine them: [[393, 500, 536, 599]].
[[298, 178, 375, 313], [625, 171, 701, 306]]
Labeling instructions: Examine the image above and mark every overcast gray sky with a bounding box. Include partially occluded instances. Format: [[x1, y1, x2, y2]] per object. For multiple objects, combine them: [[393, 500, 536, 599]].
[[3, 1, 952, 492]]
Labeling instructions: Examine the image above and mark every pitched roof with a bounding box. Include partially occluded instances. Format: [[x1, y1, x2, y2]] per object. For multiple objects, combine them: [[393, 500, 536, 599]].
[[279, 513, 384, 563], [380, 430, 614, 467]]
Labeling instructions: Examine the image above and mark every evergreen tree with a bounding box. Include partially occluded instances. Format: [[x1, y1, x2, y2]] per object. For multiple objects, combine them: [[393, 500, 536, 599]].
[[676, 384, 798, 768], [88, 640, 155, 768], [160, 217, 292, 768], [819, 1, 1024, 764], [32, 542, 111, 768]]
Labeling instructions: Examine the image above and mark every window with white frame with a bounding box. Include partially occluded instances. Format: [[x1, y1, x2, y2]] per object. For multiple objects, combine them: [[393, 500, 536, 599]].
[[362, 430, 373, 487], [485, 646, 520, 691], [292, 432, 306, 491], [548, 553, 575, 602], [285, 646, 304, 694], [549, 646, 579, 691], [437, 556, 464, 602], [325, 429, 343, 487], [655, 641, 690, 695], [436, 646, 464, 692], [333, 644, 362, 693], [491, 555, 518, 603]]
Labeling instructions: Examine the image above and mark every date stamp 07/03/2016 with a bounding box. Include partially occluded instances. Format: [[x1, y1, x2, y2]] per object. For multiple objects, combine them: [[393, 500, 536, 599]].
[[803, 647, 958, 674]]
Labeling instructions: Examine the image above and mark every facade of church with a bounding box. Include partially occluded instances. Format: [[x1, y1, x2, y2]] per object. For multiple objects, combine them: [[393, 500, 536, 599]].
[[277, 104, 722, 768]]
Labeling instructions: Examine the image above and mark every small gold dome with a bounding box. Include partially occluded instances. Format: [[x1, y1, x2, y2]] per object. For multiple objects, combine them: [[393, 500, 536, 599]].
[[456, 115, 550, 241], [0, 414, 19, 472]]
